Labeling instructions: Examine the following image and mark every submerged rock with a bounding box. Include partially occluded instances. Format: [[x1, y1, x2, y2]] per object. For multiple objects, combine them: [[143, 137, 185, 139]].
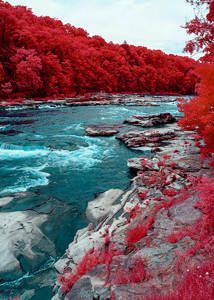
[[124, 113, 176, 127], [85, 125, 121, 136], [0, 196, 14, 207], [0, 210, 55, 281]]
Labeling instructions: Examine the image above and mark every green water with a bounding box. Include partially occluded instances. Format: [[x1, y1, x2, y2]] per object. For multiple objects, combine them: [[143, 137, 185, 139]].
[[0, 100, 180, 299]]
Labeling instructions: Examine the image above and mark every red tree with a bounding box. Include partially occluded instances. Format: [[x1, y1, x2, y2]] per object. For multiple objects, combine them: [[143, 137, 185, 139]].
[[179, 0, 214, 157]]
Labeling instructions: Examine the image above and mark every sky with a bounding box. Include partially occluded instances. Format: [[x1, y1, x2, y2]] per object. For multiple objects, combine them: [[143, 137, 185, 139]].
[[7, 0, 196, 56]]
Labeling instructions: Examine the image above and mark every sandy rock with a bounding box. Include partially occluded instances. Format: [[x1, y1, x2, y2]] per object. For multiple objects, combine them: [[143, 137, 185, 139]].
[[128, 157, 159, 172], [54, 257, 71, 273]]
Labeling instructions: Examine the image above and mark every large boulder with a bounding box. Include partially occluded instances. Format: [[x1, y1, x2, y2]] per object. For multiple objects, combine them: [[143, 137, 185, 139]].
[[86, 189, 123, 225], [124, 113, 176, 127]]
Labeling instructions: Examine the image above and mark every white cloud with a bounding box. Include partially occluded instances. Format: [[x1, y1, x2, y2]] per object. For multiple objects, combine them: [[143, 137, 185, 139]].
[[7, 0, 195, 55]]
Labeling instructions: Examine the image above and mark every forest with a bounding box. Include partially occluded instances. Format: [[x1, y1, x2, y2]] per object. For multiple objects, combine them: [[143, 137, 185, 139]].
[[0, 0, 198, 101]]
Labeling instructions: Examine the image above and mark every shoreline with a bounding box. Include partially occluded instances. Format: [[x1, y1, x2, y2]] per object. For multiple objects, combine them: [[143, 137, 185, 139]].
[[52, 116, 212, 299], [0, 93, 193, 108]]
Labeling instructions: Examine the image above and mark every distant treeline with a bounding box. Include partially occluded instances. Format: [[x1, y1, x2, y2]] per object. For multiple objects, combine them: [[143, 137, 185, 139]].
[[0, 1, 197, 101]]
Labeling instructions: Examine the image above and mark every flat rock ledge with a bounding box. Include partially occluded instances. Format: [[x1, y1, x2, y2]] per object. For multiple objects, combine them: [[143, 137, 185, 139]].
[[52, 120, 212, 300], [85, 125, 121, 137]]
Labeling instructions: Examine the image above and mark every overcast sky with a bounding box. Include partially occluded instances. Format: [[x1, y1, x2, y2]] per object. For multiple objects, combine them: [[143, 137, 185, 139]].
[[7, 0, 195, 56]]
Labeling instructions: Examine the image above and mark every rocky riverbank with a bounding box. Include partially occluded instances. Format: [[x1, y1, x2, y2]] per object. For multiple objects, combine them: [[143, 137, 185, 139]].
[[0, 94, 191, 108], [52, 113, 212, 299]]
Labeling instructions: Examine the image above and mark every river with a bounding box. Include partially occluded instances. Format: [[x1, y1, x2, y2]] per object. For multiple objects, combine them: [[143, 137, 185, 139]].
[[0, 98, 181, 299]]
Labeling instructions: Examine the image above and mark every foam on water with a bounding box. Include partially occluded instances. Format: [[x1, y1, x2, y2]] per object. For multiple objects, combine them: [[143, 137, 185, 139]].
[[0, 165, 50, 195], [0, 140, 112, 195], [0, 143, 50, 159], [64, 123, 84, 131], [0, 142, 109, 168], [0, 125, 9, 131], [36, 104, 65, 110]]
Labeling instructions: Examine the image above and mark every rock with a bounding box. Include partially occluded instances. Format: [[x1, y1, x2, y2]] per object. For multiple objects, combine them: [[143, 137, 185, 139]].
[[0, 196, 14, 207], [85, 125, 120, 136], [136, 244, 175, 269], [86, 189, 123, 225], [169, 196, 201, 225], [174, 155, 204, 172], [66, 228, 106, 267], [65, 276, 93, 300], [128, 157, 159, 172], [117, 128, 176, 148], [0, 192, 32, 208], [54, 257, 71, 273], [0, 210, 55, 281], [124, 113, 176, 127]]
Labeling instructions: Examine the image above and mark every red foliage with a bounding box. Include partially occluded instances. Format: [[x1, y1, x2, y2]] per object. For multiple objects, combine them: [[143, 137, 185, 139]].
[[112, 256, 146, 285], [162, 154, 171, 160], [138, 190, 149, 201], [157, 161, 165, 167], [173, 149, 180, 154], [169, 161, 177, 169], [184, 0, 214, 62], [141, 259, 214, 300], [128, 204, 142, 220], [179, 0, 214, 158], [0, 1, 197, 102], [127, 216, 155, 247], [58, 248, 101, 293], [162, 189, 178, 197], [178, 64, 214, 156]]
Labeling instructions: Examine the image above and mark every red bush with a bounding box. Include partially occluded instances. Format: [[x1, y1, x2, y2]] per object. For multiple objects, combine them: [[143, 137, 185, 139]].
[[127, 216, 155, 247], [58, 248, 101, 293]]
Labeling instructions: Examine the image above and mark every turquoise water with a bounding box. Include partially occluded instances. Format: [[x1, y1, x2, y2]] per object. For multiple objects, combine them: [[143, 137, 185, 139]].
[[0, 102, 180, 299]]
